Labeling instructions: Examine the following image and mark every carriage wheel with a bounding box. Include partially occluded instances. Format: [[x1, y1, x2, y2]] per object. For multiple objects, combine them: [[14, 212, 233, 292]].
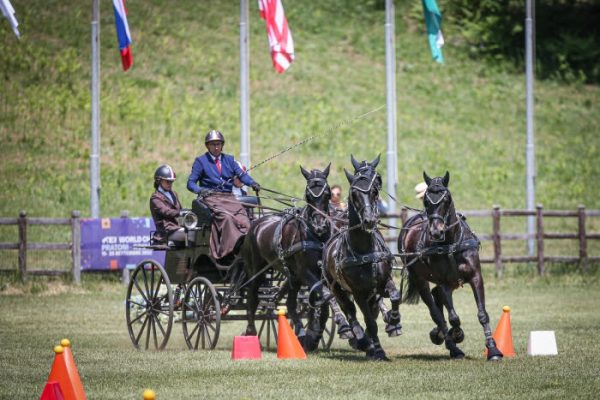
[[257, 309, 279, 350], [126, 259, 174, 350], [182, 277, 221, 350]]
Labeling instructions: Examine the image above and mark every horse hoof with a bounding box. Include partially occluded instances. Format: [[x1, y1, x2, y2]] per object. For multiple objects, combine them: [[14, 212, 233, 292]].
[[300, 335, 319, 352], [449, 327, 464, 343], [384, 310, 401, 326], [348, 338, 358, 350], [337, 324, 353, 340], [486, 347, 504, 361], [386, 324, 403, 337], [355, 337, 371, 352], [429, 328, 444, 345], [451, 351, 465, 360], [367, 349, 390, 361]]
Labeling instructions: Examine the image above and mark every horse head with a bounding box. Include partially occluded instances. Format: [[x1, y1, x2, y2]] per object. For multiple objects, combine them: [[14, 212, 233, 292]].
[[300, 163, 331, 238], [345, 155, 382, 233], [423, 171, 455, 241]]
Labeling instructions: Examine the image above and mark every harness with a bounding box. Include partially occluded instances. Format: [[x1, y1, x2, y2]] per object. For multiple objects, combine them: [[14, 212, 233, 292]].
[[332, 228, 394, 293], [412, 216, 481, 283], [272, 207, 326, 288]]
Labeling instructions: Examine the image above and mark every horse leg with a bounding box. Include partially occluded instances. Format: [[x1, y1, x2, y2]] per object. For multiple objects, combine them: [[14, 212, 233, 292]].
[[332, 284, 369, 351], [302, 302, 330, 352], [285, 283, 308, 346], [433, 285, 465, 359], [379, 277, 402, 337], [434, 285, 464, 343], [470, 274, 503, 361], [328, 295, 353, 339], [244, 279, 260, 336], [417, 281, 463, 357], [356, 293, 388, 361]]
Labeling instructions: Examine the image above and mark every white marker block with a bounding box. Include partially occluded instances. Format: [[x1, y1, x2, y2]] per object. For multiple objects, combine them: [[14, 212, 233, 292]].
[[527, 331, 558, 356]]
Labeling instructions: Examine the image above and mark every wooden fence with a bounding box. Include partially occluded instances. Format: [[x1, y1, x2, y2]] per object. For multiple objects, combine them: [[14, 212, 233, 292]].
[[0, 206, 598, 283], [0, 210, 81, 284], [385, 204, 600, 277]]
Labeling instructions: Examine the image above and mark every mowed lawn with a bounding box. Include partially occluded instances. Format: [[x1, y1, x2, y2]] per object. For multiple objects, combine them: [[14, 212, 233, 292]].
[[0, 272, 599, 399]]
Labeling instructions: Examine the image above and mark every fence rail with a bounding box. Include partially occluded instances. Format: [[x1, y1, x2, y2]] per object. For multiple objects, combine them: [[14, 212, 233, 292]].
[[0, 210, 81, 283], [1, 205, 598, 283], [385, 204, 600, 277]]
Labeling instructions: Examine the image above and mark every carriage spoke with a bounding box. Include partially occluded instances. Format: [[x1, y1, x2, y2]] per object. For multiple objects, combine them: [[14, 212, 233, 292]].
[[150, 315, 159, 349], [133, 276, 150, 305], [154, 313, 167, 338], [128, 308, 149, 325], [134, 314, 150, 346], [141, 267, 151, 299], [203, 325, 213, 348], [128, 298, 146, 308], [149, 266, 156, 300], [144, 314, 152, 350]]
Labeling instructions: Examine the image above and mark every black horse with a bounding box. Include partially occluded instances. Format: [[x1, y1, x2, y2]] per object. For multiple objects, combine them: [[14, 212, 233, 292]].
[[322, 155, 402, 361], [398, 171, 503, 360], [240, 164, 338, 350]]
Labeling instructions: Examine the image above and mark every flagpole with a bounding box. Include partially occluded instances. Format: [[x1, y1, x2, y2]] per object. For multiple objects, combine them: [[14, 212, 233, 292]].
[[525, 0, 536, 255], [385, 0, 398, 253], [90, 0, 101, 218], [239, 0, 251, 167]]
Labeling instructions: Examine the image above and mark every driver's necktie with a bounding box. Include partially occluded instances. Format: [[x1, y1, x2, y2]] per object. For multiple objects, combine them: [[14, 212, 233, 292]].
[[215, 157, 222, 174]]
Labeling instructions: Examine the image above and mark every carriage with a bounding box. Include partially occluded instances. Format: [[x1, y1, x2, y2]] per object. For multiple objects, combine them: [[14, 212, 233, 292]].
[[125, 196, 338, 351]]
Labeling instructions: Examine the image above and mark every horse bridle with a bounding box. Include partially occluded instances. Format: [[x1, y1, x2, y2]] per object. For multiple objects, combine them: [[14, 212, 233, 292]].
[[305, 176, 329, 198], [304, 176, 331, 236], [424, 186, 460, 241], [350, 168, 381, 227]]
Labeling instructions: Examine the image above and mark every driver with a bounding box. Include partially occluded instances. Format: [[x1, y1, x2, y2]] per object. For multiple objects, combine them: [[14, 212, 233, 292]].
[[187, 130, 260, 263]]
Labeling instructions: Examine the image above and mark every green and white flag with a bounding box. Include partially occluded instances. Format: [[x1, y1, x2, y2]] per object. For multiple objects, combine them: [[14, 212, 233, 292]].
[[422, 0, 444, 63]]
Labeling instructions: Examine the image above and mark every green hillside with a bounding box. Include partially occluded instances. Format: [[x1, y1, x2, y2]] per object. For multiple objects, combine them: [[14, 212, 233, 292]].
[[1, 0, 598, 219]]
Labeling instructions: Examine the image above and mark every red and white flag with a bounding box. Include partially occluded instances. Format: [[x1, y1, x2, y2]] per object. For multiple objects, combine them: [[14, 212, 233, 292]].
[[258, 0, 294, 73]]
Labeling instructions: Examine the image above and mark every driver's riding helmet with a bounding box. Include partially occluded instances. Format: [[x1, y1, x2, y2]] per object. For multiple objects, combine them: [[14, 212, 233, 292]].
[[204, 130, 225, 144], [154, 164, 176, 189]]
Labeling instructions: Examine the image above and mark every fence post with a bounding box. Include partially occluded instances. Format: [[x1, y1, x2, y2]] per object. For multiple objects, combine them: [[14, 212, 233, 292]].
[[18, 210, 27, 283], [578, 204, 588, 273], [492, 205, 502, 278], [120, 210, 130, 286], [536, 204, 545, 276], [71, 210, 81, 284]]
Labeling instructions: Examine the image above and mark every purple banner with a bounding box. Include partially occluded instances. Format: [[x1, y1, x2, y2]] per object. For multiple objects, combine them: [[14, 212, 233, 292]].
[[80, 217, 165, 271]]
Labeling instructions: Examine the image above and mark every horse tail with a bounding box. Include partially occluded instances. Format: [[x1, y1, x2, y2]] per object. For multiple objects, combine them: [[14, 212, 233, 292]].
[[402, 267, 421, 305]]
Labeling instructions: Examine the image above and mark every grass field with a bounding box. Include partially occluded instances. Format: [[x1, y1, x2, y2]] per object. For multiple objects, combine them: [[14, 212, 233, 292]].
[[1, 272, 599, 399]]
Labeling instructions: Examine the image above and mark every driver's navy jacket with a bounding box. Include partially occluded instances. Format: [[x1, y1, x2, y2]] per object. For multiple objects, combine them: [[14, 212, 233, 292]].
[[187, 152, 256, 194]]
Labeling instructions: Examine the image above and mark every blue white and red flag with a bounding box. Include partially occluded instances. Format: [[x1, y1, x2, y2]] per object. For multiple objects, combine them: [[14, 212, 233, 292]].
[[258, 0, 294, 73], [112, 0, 133, 71]]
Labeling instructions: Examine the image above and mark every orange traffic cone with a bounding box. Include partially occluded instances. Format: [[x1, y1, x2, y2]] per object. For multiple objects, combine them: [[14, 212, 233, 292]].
[[47, 344, 86, 400], [486, 305, 516, 357], [59, 339, 86, 398], [276, 309, 307, 359], [40, 381, 64, 400]]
